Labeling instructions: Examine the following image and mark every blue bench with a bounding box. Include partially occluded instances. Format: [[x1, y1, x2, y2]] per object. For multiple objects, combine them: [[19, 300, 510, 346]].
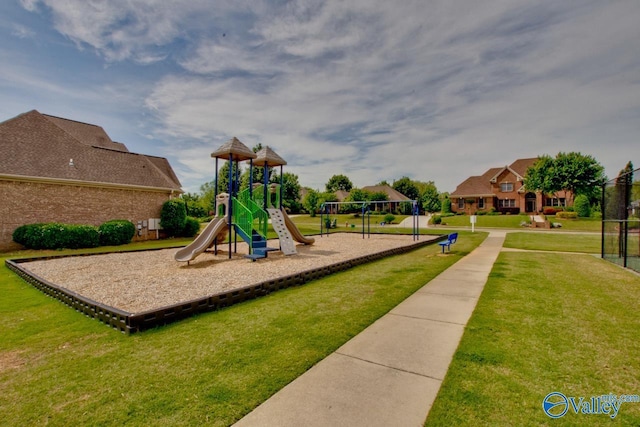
[[438, 232, 458, 253]]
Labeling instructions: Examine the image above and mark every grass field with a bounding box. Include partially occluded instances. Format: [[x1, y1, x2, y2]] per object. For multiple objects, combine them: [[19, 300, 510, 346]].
[[435, 213, 602, 232], [0, 230, 485, 426], [503, 232, 601, 253], [425, 247, 640, 425]]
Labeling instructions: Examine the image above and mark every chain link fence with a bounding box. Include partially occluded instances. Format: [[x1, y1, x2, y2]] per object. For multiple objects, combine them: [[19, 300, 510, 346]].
[[601, 167, 640, 273]]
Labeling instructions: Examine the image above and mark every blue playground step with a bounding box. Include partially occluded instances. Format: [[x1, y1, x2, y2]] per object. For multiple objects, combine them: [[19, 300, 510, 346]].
[[243, 230, 272, 261]]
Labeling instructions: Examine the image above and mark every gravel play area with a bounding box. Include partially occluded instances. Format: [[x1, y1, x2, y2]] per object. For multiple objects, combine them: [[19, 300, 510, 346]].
[[21, 233, 438, 314]]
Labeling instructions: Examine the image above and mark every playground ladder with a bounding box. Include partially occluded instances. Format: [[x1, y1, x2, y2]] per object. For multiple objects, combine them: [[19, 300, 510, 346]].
[[266, 208, 297, 255], [232, 196, 270, 259]]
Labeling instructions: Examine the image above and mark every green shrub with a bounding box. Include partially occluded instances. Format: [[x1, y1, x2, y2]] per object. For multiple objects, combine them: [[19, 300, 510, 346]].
[[556, 211, 578, 219], [431, 215, 442, 225], [99, 220, 136, 246], [12, 224, 32, 246], [161, 199, 187, 237], [476, 210, 487, 215], [383, 213, 396, 224], [441, 198, 452, 214], [13, 223, 99, 249], [181, 217, 201, 237], [573, 194, 591, 218]]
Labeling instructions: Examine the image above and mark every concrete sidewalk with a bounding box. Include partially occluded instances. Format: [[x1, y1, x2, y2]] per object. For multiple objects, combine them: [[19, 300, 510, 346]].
[[234, 231, 506, 427]]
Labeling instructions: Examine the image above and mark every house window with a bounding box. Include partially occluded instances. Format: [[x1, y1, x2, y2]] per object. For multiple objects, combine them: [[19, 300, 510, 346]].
[[458, 198, 464, 209], [498, 199, 516, 208], [478, 197, 485, 209], [548, 198, 566, 207], [500, 182, 514, 192]]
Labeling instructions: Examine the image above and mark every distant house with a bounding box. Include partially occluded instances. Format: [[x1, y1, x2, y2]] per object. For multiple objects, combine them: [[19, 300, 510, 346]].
[[450, 158, 572, 215], [0, 110, 182, 251], [362, 185, 412, 212]]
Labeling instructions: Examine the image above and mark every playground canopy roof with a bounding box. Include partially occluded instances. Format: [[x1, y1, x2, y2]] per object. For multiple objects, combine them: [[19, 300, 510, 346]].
[[211, 137, 257, 161], [255, 146, 287, 167]]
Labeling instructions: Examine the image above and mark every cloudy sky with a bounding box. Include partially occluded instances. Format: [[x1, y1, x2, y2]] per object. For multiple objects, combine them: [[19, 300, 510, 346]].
[[1, 1, 638, 193]]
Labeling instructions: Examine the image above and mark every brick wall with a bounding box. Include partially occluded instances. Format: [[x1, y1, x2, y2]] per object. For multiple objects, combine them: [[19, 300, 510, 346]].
[[0, 179, 174, 251]]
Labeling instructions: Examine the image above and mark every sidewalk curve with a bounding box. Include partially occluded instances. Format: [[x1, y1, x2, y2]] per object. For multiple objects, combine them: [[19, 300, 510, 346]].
[[234, 231, 506, 427]]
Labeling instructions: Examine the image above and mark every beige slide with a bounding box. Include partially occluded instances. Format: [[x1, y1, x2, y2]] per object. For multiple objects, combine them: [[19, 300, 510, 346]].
[[281, 208, 315, 245], [174, 217, 228, 262]]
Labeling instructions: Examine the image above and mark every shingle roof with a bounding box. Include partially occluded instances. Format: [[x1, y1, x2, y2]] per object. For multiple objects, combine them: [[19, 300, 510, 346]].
[[43, 114, 130, 152], [211, 137, 257, 161], [255, 146, 287, 167], [451, 167, 500, 197], [362, 185, 411, 201], [0, 110, 182, 190], [509, 158, 538, 178], [335, 190, 350, 202]]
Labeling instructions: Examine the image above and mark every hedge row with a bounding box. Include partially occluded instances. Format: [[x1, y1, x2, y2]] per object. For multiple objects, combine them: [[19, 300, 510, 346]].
[[13, 219, 137, 250], [13, 223, 100, 250], [98, 220, 136, 246], [556, 211, 578, 219]]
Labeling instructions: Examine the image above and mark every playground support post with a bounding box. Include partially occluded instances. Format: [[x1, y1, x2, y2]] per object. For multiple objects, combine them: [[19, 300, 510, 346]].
[[214, 157, 219, 255], [411, 200, 420, 240], [227, 153, 233, 258]]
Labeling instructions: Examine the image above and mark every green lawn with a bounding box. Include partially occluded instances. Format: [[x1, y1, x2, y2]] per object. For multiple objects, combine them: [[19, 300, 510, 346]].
[[436, 213, 602, 232], [504, 232, 601, 253], [0, 231, 486, 426], [426, 250, 640, 425]]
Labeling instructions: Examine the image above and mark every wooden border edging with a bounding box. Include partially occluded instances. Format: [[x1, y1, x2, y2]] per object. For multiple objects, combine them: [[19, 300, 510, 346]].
[[6, 234, 448, 334]]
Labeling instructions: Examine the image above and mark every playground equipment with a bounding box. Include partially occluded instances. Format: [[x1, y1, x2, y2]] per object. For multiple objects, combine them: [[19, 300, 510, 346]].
[[175, 138, 313, 263], [174, 193, 230, 262], [320, 200, 421, 240]]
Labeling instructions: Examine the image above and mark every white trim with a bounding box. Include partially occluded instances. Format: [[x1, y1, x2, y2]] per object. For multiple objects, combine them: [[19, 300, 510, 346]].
[[0, 173, 182, 194], [489, 166, 524, 183]]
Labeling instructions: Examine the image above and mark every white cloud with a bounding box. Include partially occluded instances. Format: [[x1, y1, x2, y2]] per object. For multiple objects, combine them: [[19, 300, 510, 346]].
[[14, 0, 640, 193]]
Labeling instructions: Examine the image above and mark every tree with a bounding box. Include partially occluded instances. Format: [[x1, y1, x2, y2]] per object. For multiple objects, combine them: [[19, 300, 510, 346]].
[[302, 188, 320, 217], [279, 172, 302, 213], [523, 155, 557, 198], [392, 177, 419, 201], [217, 160, 242, 194], [524, 152, 606, 205], [553, 152, 606, 203], [326, 174, 353, 192], [199, 181, 217, 215], [415, 181, 440, 213], [239, 143, 270, 191], [180, 193, 208, 218]]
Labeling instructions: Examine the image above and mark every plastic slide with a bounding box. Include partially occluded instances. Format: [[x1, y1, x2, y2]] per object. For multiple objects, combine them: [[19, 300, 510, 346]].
[[281, 208, 315, 245], [174, 217, 228, 262]]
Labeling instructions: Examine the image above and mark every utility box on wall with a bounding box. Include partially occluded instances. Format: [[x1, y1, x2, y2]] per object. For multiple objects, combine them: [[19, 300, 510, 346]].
[[148, 218, 162, 231]]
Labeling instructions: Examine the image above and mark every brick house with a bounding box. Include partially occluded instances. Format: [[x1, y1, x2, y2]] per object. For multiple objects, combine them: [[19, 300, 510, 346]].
[[450, 158, 572, 215], [0, 110, 182, 251]]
